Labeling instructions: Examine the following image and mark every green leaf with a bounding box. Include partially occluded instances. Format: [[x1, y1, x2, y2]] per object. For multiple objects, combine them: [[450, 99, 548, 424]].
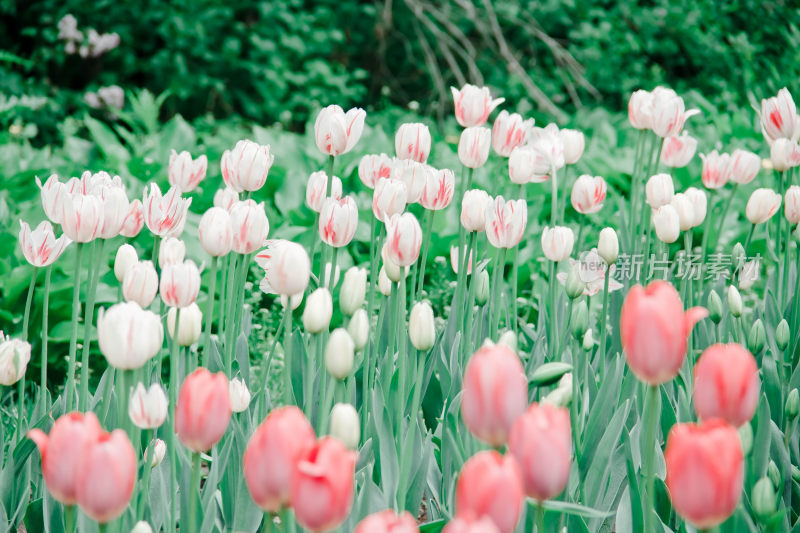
[[529, 362, 573, 387], [543, 499, 615, 519]]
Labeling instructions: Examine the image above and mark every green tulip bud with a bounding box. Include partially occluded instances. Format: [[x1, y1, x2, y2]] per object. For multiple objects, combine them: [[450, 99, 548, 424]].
[[776, 319, 790, 351], [707, 290, 723, 324], [475, 269, 490, 306], [738, 422, 753, 456], [747, 319, 765, 355], [767, 461, 782, 490], [727, 285, 743, 317], [752, 477, 777, 520], [786, 389, 799, 419], [565, 264, 585, 300], [571, 300, 588, 341], [732, 242, 746, 270], [582, 329, 595, 351]]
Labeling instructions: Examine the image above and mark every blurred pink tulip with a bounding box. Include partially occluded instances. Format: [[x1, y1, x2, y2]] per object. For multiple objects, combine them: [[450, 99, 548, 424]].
[[395, 123, 431, 163], [221, 140, 274, 192], [729, 149, 761, 184], [142, 183, 191, 239], [570, 175, 607, 214], [455, 451, 524, 533], [442, 515, 500, 533], [175, 368, 232, 452], [451, 84, 504, 127], [693, 344, 760, 427], [661, 133, 697, 168], [419, 168, 455, 210], [492, 111, 532, 157], [700, 151, 732, 190], [18, 220, 71, 267], [169, 149, 207, 192], [319, 196, 359, 247], [315, 105, 366, 156], [355, 510, 419, 533], [384, 212, 422, 267], [75, 430, 136, 523]]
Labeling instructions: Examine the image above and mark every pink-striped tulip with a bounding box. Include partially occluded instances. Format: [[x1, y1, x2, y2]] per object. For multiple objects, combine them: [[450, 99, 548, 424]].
[[96, 185, 130, 239], [661, 132, 697, 168], [214, 187, 239, 211], [458, 127, 491, 169], [492, 111, 533, 157], [684, 187, 708, 228], [560, 129, 585, 165], [508, 146, 548, 184], [256, 240, 311, 296], [451, 84, 504, 127], [485, 196, 526, 249], [652, 90, 699, 137], [355, 510, 419, 533], [168, 149, 208, 192], [461, 189, 492, 232], [372, 178, 408, 219], [393, 159, 429, 204], [221, 140, 274, 192], [455, 451, 524, 533], [119, 199, 144, 238], [384, 212, 422, 267], [230, 199, 270, 254], [36, 175, 69, 225], [693, 344, 759, 427], [761, 87, 800, 144], [628, 89, 654, 130], [770, 138, 800, 171], [314, 105, 366, 156], [142, 183, 191, 238], [729, 149, 761, 184], [122, 260, 158, 308], [570, 175, 607, 214], [175, 368, 232, 452], [159, 260, 201, 308], [786, 185, 800, 224], [129, 382, 168, 429], [541, 226, 574, 262], [319, 196, 359, 247], [442, 515, 500, 533], [700, 151, 732, 190], [395, 123, 431, 163], [75, 429, 136, 523], [358, 153, 394, 189], [419, 168, 455, 210], [306, 171, 342, 213], [528, 124, 565, 173], [745, 188, 781, 225], [19, 221, 71, 267], [61, 193, 104, 242], [198, 207, 234, 257]]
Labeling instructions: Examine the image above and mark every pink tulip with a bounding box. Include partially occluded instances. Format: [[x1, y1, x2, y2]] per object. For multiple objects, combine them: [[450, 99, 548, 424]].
[[508, 403, 571, 501], [541, 226, 574, 262], [291, 437, 357, 532], [560, 128, 585, 165], [485, 196, 526, 249], [306, 171, 343, 213], [142, 183, 191, 238], [36, 175, 69, 225], [168, 149, 208, 192], [450, 245, 472, 275], [457, 127, 491, 169], [75, 429, 136, 523], [455, 451, 524, 533], [660, 133, 697, 168], [243, 406, 316, 512], [451, 84, 504, 127], [314, 105, 366, 156], [461, 343, 528, 446], [395, 123, 432, 163], [214, 187, 239, 211], [198, 207, 234, 257], [786, 186, 800, 224], [221, 140, 274, 193], [255, 240, 311, 296], [491, 111, 532, 157], [119, 199, 144, 238], [28, 411, 103, 505], [570, 175, 607, 214], [159, 260, 201, 308], [230, 199, 270, 254], [123, 260, 158, 308], [700, 151, 731, 190], [442, 515, 500, 533], [96, 185, 130, 239], [761, 87, 800, 144], [358, 154, 394, 189], [175, 368, 232, 452], [620, 281, 707, 385], [745, 188, 781, 225], [372, 178, 408, 220], [693, 344, 759, 427], [61, 193, 104, 243], [628, 89, 654, 130], [460, 189, 492, 232], [665, 420, 743, 529], [729, 149, 761, 184], [319, 196, 359, 247], [18, 220, 71, 267], [652, 90, 699, 138], [770, 138, 800, 171], [419, 168, 455, 210], [355, 510, 419, 533], [384, 212, 422, 267], [393, 159, 429, 203]]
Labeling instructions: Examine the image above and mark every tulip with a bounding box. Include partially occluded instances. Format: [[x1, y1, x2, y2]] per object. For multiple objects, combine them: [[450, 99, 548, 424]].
[[628, 89, 654, 129], [0, 335, 31, 386], [119, 199, 144, 238], [340, 267, 367, 316], [319, 196, 358, 247], [671, 193, 695, 231], [541, 226, 574, 262], [97, 302, 164, 369], [458, 127, 491, 168], [358, 153, 393, 189], [229, 377, 251, 413], [378, 266, 392, 296], [214, 187, 239, 211], [168, 149, 207, 192], [652, 205, 680, 243], [786, 186, 800, 223], [693, 343, 759, 427], [131, 521, 153, 533], [727, 285, 743, 317], [461, 189, 492, 232], [142, 184, 191, 238], [384, 212, 422, 266], [18, 220, 71, 267], [128, 382, 168, 429], [243, 406, 316, 512], [146, 438, 167, 468], [620, 281, 707, 385], [451, 84, 504, 127], [652, 91, 699, 137], [158, 237, 185, 269], [74, 429, 136, 523], [770, 138, 800, 171], [597, 227, 619, 265], [739, 260, 760, 291], [391, 159, 428, 204], [347, 309, 369, 351], [198, 207, 234, 257], [570, 175, 607, 214], [661, 132, 697, 168], [315, 105, 366, 156], [230, 200, 270, 254], [355, 510, 419, 533], [303, 288, 333, 333], [330, 403, 360, 450], [461, 343, 528, 446], [60, 193, 104, 243], [700, 151, 732, 189], [508, 403, 572, 501], [28, 411, 103, 505], [746, 188, 781, 224], [395, 122, 432, 163], [485, 196, 527, 249], [325, 328, 355, 380], [684, 187, 708, 227], [256, 240, 311, 296], [528, 124, 566, 173], [122, 260, 158, 308], [306, 171, 343, 213], [645, 173, 674, 208], [420, 167, 455, 210], [492, 111, 533, 157], [729, 149, 761, 184], [665, 420, 744, 529], [291, 437, 357, 532], [409, 301, 436, 351], [455, 451, 524, 533], [36, 174, 69, 225], [159, 259, 200, 308], [114, 243, 138, 283], [761, 87, 800, 144], [560, 128, 585, 164], [508, 146, 548, 184], [166, 303, 203, 346], [95, 183, 130, 240], [450, 245, 473, 275], [220, 140, 274, 192], [442, 515, 500, 533], [175, 368, 232, 452], [372, 178, 408, 220]]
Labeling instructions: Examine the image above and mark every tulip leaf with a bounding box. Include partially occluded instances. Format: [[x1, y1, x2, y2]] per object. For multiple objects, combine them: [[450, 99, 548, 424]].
[[419, 519, 446, 532], [542, 499, 615, 518], [529, 361, 573, 386]]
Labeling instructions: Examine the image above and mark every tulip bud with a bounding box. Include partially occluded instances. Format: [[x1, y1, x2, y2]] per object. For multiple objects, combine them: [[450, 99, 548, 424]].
[[0, 336, 31, 385], [786, 389, 800, 419], [146, 438, 167, 468], [158, 237, 185, 269], [786, 185, 800, 224], [409, 301, 436, 351], [707, 290, 723, 324], [347, 309, 369, 351], [752, 477, 777, 520], [306, 171, 343, 213], [159, 260, 201, 308], [378, 267, 392, 296], [652, 204, 680, 243], [221, 140, 274, 192], [746, 188, 782, 225], [128, 383, 168, 429], [738, 422, 753, 455], [768, 461, 782, 490], [452, 84, 504, 127], [747, 319, 766, 355], [458, 127, 491, 168], [123, 261, 158, 308], [646, 173, 674, 208], [114, 244, 138, 282], [395, 123, 432, 163], [329, 403, 360, 450], [475, 270, 490, 305], [166, 303, 203, 347], [560, 129, 585, 165], [571, 300, 588, 341], [542, 373, 572, 408], [597, 227, 619, 265], [131, 521, 154, 533], [230, 200, 270, 254], [340, 267, 367, 316], [325, 328, 354, 380], [303, 288, 333, 334], [198, 207, 234, 257], [372, 178, 408, 219], [497, 330, 517, 352], [776, 319, 790, 351], [671, 193, 695, 231], [461, 189, 492, 232], [582, 329, 594, 351], [564, 264, 585, 299], [319, 196, 359, 248], [314, 105, 366, 156], [229, 378, 251, 413], [541, 226, 574, 262], [727, 285, 743, 317], [97, 302, 164, 369]]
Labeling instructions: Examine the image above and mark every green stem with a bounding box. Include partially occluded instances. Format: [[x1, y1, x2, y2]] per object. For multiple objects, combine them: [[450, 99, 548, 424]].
[[80, 239, 104, 411], [202, 256, 219, 368], [462, 232, 478, 358], [549, 260, 558, 356], [550, 165, 558, 226], [40, 266, 52, 392], [189, 451, 201, 533], [64, 505, 76, 533], [599, 268, 611, 376], [224, 253, 240, 375], [490, 248, 507, 339], [743, 224, 756, 258], [261, 512, 274, 533], [415, 209, 435, 301], [65, 243, 84, 412], [283, 307, 294, 405], [168, 308, 181, 533], [536, 502, 545, 533], [138, 431, 155, 520], [318, 375, 336, 434], [261, 306, 290, 417], [642, 384, 661, 533], [22, 268, 37, 341]]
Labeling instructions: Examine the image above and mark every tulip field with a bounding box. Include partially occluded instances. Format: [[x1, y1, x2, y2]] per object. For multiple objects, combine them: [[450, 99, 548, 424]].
[[2, 79, 800, 533]]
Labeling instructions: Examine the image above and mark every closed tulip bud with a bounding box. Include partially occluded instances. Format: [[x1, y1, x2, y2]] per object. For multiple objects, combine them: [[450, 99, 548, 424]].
[[485, 196, 527, 248], [509, 403, 572, 501], [303, 288, 333, 334], [597, 227, 619, 265], [785, 185, 800, 224], [330, 403, 360, 450], [652, 204, 680, 243], [451, 84, 504, 127], [229, 378, 251, 413], [98, 302, 163, 369], [143, 184, 191, 238], [738, 423, 753, 455], [694, 344, 760, 426], [420, 167, 455, 210], [770, 138, 800, 171], [175, 368, 231, 452], [684, 187, 707, 227], [462, 344, 528, 446], [131, 521, 153, 533], [281, 291, 304, 310], [358, 153, 393, 189], [409, 301, 436, 351], [256, 240, 311, 297], [560, 129, 585, 165], [775, 319, 790, 351], [570, 175, 607, 214], [727, 285, 743, 317], [158, 237, 185, 269], [628, 89, 654, 130], [306, 171, 343, 213], [243, 406, 316, 512], [747, 319, 766, 355], [339, 267, 367, 316], [395, 123, 431, 163], [746, 188, 781, 224], [19, 220, 71, 267], [128, 383, 168, 429], [497, 330, 517, 351], [665, 420, 743, 529], [541, 226, 574, 262], [114, 243, 138, 282], [0, 335, 31, 385], [786, 389, 799, 419], [168, 149, 207, 192], [565, 264, 585, 299], [123, 260, 158, 308], [582, 329, 595, 351], [752, 477, 777, 520], [732, 243, 746, 270], [700, 151, 732, 189], [543, 373, 573, 407], [119, 199, 144, 238], [761, 87, 800, 144], [458, 127, 491, 168], [355, 510, 419, 533], [166, 303, 202, 346], [768, 461, 782, 490], [455, 451, 524, 533], [61, 193, 104, 242], [160, 260, 200, 308], [326, 328, 355, 380], [378, 266, 392, 296], [198, 207, 234, 257], [145, 438, 166, 468], [347, 309, 369, 351], [671, 193, 695, 231], [220, 140, 274, 192], [492, 111, 533, 157], [571, 300, 589, 340], [230, 200, 270, 254], [314, 105, 366, 156], [384, 212, 423, 266], [475, 269, 490, 305], [442, 516, 500, 533], [730, 149, 761, 184], [646, 173, 674, 208], [382, 246, 407, 283], [621, 281, 707, 385], [707, 290, 723, 324], [214, 187, 239, 211], [661, 132, 697, 168], [75, 429, 137, 523], [461, 189, 492, 232]]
